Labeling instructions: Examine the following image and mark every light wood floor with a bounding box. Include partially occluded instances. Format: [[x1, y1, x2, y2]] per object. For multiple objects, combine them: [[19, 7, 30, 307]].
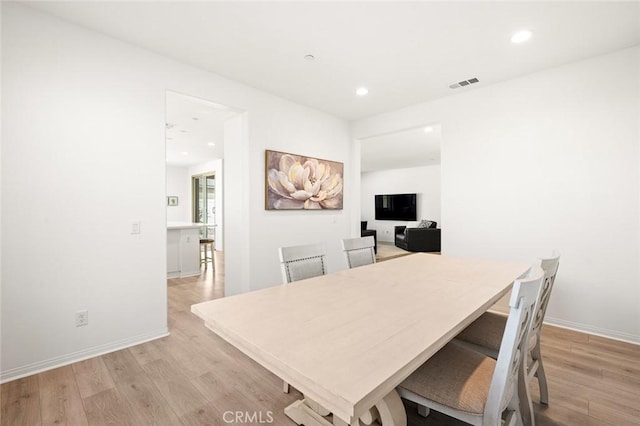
[[376, 242, 412, 262], [2, 251, 639, 425]]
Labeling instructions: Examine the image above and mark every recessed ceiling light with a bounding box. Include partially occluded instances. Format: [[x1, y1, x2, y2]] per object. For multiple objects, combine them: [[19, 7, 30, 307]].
[[356, 87, 369, 96], [424, 126, 433, 133], [511, 30, 532, 44], [192, 117, 199, 121], [181, 152, 188, 156], [304, 54, 315, 61], [207, 142, 216, 146]]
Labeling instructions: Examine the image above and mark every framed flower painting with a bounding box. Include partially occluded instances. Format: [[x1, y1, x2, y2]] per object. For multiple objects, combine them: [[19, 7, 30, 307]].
[[265, 150, 344, 210]]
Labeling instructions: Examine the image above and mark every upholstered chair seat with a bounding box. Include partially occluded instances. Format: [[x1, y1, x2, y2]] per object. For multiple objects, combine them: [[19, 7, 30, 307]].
[[400, 342, 498, 416]]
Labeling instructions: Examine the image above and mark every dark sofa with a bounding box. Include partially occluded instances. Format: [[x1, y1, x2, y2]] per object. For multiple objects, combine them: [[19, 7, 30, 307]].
[[360, 221, 377, 254], [394, 223, 441, 252]]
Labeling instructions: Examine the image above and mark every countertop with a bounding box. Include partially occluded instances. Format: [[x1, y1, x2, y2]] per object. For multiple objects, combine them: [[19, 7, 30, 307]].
[[167, 222, 205, 230]]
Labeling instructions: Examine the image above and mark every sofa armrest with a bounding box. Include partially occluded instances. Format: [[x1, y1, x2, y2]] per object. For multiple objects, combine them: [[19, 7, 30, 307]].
[[394, 226, 407, 235]]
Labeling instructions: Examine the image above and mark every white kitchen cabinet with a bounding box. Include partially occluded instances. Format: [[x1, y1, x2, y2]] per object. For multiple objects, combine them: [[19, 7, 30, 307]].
[[167, 222, 202, 278]]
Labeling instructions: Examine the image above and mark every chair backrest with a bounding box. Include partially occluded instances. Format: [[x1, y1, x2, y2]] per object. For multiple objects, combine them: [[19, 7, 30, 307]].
[[485, 266, 544, 423], [341, 236, 376, 269], [531, 251, 560, 338], [278, 243, 327, 284]]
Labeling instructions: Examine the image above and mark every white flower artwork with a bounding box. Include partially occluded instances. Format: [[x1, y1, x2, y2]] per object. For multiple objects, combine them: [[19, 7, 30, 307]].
[[266, 150, 343, 210]]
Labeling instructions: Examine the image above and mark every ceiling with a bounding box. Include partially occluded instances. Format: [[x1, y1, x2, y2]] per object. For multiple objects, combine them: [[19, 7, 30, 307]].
[[361, 125, 441, 173], [165, 91, 235, 167], [19, 1, 640, 171], [24, 1, 640, 121]]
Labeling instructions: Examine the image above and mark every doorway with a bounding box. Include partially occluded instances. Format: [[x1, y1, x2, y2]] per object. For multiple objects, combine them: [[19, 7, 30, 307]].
[[165, 90, 237, 274], [358, 123, 442, 243]]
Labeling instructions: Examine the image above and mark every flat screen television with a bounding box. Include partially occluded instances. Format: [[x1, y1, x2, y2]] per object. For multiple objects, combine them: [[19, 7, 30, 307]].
[[375, 193, 417, 221]]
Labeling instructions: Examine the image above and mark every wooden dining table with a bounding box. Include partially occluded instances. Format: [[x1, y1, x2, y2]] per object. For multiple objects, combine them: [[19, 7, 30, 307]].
[[191, 253, 530, 426]]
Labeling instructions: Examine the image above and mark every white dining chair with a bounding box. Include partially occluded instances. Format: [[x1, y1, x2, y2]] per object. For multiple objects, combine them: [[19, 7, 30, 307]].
[[455, 251, 560, 417], [341, 236, 376, 269], [279, 243, 327, 284], [398, 267, 544, 426], [278, 242, 328, 397]]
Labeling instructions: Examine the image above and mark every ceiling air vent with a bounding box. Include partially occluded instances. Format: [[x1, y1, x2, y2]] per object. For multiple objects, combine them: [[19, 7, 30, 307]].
[[449, 77, 479, 89]]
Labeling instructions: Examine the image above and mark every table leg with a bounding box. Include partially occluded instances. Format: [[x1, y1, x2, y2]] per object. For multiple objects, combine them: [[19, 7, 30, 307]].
[[306, 397, 331, 416], [285, 399, 331, 426], [284, 389, 406, 426], [374, 390, 407, 426]]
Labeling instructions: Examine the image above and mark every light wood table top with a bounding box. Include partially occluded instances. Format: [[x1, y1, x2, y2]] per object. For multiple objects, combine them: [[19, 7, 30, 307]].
[[192, 253, 530, 425]]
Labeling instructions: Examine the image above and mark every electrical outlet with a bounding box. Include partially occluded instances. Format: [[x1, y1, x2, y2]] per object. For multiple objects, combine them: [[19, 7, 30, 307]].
[[76, 310, 89, 327]]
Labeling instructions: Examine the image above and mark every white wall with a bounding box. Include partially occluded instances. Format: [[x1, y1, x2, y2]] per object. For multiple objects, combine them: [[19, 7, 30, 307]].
[[353, 47, 640, 343], [361, 166, 441, 242], [1, 4, 351, 380], [166, 166, 191, 222]]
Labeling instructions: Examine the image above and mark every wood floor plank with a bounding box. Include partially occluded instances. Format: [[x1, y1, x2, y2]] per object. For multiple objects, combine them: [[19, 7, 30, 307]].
[[128, 340, 167, 367], [114, 374, 181, 426], [101, 349, 144, 384], [38, 366, 88, 426], [532, 401, 593, 426], [589, 401, 640, 426], [189, 372, 230, 403], [142, 358, 210, 416], [149, 329, 217, 379], [187, 331, 260, 375], [541, 343, 604, 379], [179, 402, 226, 426], [0, 375, 41, 426], [601, 369, 640, 396], [170, 310, 212, 338], [72, 357, 115, 399], [82, 388, 137, 426], [588, 334, 640, 356], [541, 324, 590, 344], [546, 373, 640, 416], [571, 341, 640, 368], [190, 369, 300, 426], [543, 339, 640, 380], [528, 374, 589, 415]]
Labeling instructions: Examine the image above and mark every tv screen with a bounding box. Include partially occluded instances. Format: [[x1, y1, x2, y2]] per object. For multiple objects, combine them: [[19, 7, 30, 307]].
[[375, 193, 417, 221]]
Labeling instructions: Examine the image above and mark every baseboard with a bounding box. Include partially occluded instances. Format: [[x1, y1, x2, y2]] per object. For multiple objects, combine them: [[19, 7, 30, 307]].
[[488, 301, 640, 346], [544, 316, 640, 345], [0, 327, 170, 383]]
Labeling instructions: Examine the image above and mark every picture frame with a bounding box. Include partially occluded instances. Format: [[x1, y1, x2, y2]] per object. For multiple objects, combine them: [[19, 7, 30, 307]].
[[265, 149, 344, 210], [167, 196, 179, 206]]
